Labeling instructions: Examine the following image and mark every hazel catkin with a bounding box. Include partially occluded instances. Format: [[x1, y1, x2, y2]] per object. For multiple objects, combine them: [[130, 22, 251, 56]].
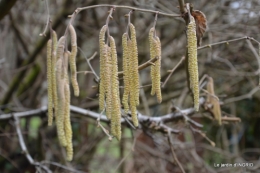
[[154, 36, 162, 103], [63, 51, 73, 160], [187, 15, 199, 111], [149, 28, 156, 96], [47, 39, 53, 126], [55, 57, 67, 146], [109, 36, 121, 141], [51, 31, 58, 122], [122, 33, 130, 113], [99, 25, 107, 111], [129, 23, 140, 106], [69, 24, 79, 97]]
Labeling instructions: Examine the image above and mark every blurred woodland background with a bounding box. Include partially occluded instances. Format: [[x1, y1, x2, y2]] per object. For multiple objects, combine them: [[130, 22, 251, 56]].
[[0, 0, 260, 172]]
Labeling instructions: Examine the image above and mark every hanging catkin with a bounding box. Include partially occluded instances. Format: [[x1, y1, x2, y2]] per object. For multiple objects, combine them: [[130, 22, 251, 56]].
[[63, 51, 73, 161], [99, 25, 107, 111], [154, 36, 162, 103], [51, 31, 58, 124], [129, 23, 140, 105], [187, 15, 199, 111], [47, 39, 53, 126], [122, 33, 130, 113], [109, 36, 121, 141], [56, 57, 67, 146], [149, 28, 156, 96], [128, 39, 138, 127], [105, 45, 112, 119], [69, 24, 79, 97]]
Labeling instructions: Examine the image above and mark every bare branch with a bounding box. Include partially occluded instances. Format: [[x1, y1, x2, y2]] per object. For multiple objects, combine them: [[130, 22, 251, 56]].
[[162, 56, 185, 88], [76, 5, 180, 17], [167, 131, 186, 173], [13, 116, 52, 173]]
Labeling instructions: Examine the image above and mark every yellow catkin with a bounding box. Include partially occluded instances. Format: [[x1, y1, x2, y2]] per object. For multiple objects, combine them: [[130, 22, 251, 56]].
[[129, 23, 140, 105], [69, 24, 79, 97], [109, 36, 121, 141], [99, 25, 107, 111], [154, 36, 162, 103], [187, 15, 199, 111], [105, 45, 112, 119], [56, 57, 67, 146], [149, 28, 156, 96], [128, 40, 139, 127], [122, 33, 130, 112], [56, 36, 65, 61], [47, 39, 53, 126], [206, 77, 221, 125], [63, 51, 73, 160], [51, 31, 58, 124]]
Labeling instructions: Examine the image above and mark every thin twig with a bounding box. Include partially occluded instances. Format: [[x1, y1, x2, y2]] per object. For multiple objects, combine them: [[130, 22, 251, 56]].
[[76, 5, 180, 17], [39, 0, 50, 37], [118, 56, 159, 76], [41, 161, 87, 173], [246, 40, 260, 85], [77, 49, 99, 81], [167, 131, 186, 173], [13, 116, 52, 173], [224, 87, 260, 104], [221, 116, 241, 122], [198, 36, 260, 50], [162, 56, 185, 88]]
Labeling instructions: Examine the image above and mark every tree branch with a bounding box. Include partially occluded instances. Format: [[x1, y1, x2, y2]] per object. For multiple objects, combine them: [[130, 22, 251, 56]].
[[13, 116, 52, 173]]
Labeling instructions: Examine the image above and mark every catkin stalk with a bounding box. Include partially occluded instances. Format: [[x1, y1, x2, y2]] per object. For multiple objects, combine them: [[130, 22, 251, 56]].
[[47, 39, 53, 126], [109, 36, 121, 141], [69, 24, 79, 97], [187, 15, 199, 111], [99, 25, 107, 111], [129, 23, 140, 105], [51, 31, 58, 122], [122, 33, 130, 112]]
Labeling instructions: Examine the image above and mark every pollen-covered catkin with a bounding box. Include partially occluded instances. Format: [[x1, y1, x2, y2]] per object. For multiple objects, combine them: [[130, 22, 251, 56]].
[[47, 39, 53, 126], [129, 23, 140, 105], [99, 25, 107, 111], [63, 51, 73, 160], [56, 57, 67, 146], [69, 24, 79, 97], [109, 36, 121, 141], [149, 28, 156, 96], [51, 31, 58, 122], [187, 15, 199, 111], [122, 33, 130, 112], [154, 36, 162, 103], [105, 45, 112, 119], [128, 40, 139, 127]]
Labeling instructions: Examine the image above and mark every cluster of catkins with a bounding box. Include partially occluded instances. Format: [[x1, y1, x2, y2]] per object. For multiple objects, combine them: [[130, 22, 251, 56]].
[[46, 24, 79, 161], [99, 23, 162, 141]]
